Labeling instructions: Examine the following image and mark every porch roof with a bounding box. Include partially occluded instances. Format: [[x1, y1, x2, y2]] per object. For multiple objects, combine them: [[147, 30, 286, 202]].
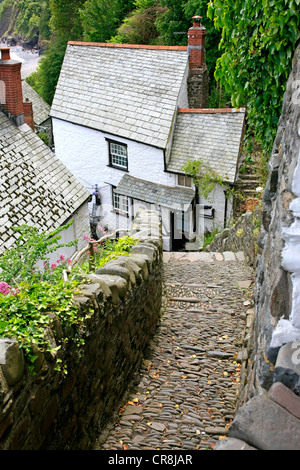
[[115, 174, 195, 211]]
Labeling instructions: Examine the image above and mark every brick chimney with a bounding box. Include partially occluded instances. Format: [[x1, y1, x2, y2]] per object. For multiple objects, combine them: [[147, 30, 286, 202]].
[[0, 47, 25, 126], [187, 16, 209, 108], [23, 98, 34, 130]]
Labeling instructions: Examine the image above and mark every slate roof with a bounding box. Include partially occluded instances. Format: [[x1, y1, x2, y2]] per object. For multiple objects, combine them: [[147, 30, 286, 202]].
[[22, 80, 51, 126], [167, 109, 246, 183], [115, 174, 195, 211], [50, 42, 189, 149], [0, 111, 91, 253]]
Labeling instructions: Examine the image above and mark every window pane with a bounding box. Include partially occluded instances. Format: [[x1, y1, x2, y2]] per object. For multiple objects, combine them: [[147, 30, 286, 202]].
[[178, 175, 185, 186], [110, 142, 127, 168], [178, 175, 192, 187], [185, 176, 192, 187], [113, 192, 128, 214]]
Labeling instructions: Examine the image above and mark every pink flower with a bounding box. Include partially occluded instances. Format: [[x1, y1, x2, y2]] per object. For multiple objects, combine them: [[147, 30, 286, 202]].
[[59, 254, 65, 261], [51, 263, 57, 270], [67, 259, 72, 265], [0, 282, 11, 295]]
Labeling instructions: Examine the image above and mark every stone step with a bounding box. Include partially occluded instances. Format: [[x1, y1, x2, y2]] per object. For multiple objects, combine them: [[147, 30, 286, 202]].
[[224, 395, 300, 450], [237, 179, 260, 186], [163, 251, 245, 263]]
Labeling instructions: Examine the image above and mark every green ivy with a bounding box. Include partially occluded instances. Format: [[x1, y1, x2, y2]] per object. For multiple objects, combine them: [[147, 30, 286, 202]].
[[207, 0, 300, 153]]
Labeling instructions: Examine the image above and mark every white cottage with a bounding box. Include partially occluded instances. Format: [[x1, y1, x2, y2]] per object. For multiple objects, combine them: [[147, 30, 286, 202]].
[[0, 47, 91, 260], [51, 17, 245, 251]]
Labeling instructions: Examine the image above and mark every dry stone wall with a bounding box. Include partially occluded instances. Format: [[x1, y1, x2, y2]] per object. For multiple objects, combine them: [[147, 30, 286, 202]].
[[0, 210, 163, 450], [205, 205, 262, 267]]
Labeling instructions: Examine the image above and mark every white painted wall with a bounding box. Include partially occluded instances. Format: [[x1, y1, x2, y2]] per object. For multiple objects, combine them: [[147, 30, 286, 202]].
[[36, 202, 91, 269], [52, 118, 230, 250]]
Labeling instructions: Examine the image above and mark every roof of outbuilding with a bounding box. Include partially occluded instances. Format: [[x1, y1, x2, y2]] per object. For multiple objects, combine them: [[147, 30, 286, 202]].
[[115, 174, 195, 211], [22, 80, 51, 126], [50, 42, 189, 149], [167, 109, 246, 183], [0, 111, 91, 253]]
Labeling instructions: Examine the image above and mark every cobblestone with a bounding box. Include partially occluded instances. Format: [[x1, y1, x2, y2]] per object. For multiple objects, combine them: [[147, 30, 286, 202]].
[[94, 252, 254, 451]]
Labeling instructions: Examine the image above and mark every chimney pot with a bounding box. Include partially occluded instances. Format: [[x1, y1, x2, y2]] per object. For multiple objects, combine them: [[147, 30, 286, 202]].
[[0, 48, 11, 61], [192, 15, 202, 27]]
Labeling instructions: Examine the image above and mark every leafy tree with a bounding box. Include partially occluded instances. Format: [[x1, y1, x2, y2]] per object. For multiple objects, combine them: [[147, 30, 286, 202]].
[[207, 0, 300, 152], [80, 0, 136, 43], [26, 38, 67, 104], [49, 0, 85, 41], [15, 0, 51, 39], [80, 0, 119, 43], [109, 0, 163, 45]]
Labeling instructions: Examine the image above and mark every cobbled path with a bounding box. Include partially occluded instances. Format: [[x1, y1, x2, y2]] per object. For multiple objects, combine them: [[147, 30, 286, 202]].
[[95, 251, 254, 451]]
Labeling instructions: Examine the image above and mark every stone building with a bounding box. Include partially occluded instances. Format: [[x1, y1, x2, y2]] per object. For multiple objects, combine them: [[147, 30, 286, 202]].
[[50, 17, 245, 251], [0, 47, 91, 259]]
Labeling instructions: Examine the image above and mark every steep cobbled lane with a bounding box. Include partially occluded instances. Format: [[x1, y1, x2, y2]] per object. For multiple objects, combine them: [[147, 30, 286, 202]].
[[95, 252, 254, 451]]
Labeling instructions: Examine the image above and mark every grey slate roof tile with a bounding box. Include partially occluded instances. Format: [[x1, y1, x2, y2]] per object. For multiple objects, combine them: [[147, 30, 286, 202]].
[[167, 111, 245, 183], [0, 111, 91, 253], [51, 43, 189, 149], [115, 174, 195, 211], [21, 80, 51, 126]]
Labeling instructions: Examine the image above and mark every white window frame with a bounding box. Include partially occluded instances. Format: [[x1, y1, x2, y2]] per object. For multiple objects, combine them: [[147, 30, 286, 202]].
[[113, 190, 129, 215], [108, 140, 128, 170]]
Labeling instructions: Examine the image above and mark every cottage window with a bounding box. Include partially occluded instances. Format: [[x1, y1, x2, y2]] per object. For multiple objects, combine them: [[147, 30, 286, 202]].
[[113, 191, 129, 215], [108, 140, 128, 170], [177, 174, 192, 188]]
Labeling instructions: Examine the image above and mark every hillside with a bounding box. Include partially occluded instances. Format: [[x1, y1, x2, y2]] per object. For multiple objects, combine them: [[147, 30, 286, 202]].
[[0, 0, 19, 37], [0, 0, 51, 41]]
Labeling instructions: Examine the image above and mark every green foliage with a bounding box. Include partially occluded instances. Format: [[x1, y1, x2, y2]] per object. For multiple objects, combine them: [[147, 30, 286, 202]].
[[36, 131, 49, 145], [49, 0, 85, 41], [0, 0, 51, 39], [80, 0, 119, 43], [208, 0, 300, 152], [109, 0, 162, 45], [202, 227, 221, 249], [183, 158, 229, 201], [0, 223, 139, 373], [208, 79, 231, 108], [0, 222, 76, 285], [26, 38, 67, 104], [81, 235, 139, 273], [16, 0, 51, 39], [0, 279, 81, 372], [80, 0, 138, 43]]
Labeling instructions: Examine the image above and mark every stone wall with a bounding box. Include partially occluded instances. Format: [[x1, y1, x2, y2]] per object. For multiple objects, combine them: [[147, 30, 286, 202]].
[[187, 65, 209, 108], [0, 210, 163, 450], [215, 42, 300, 450], [205, 205, 262, 267], [251, 41, 300, 394]]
